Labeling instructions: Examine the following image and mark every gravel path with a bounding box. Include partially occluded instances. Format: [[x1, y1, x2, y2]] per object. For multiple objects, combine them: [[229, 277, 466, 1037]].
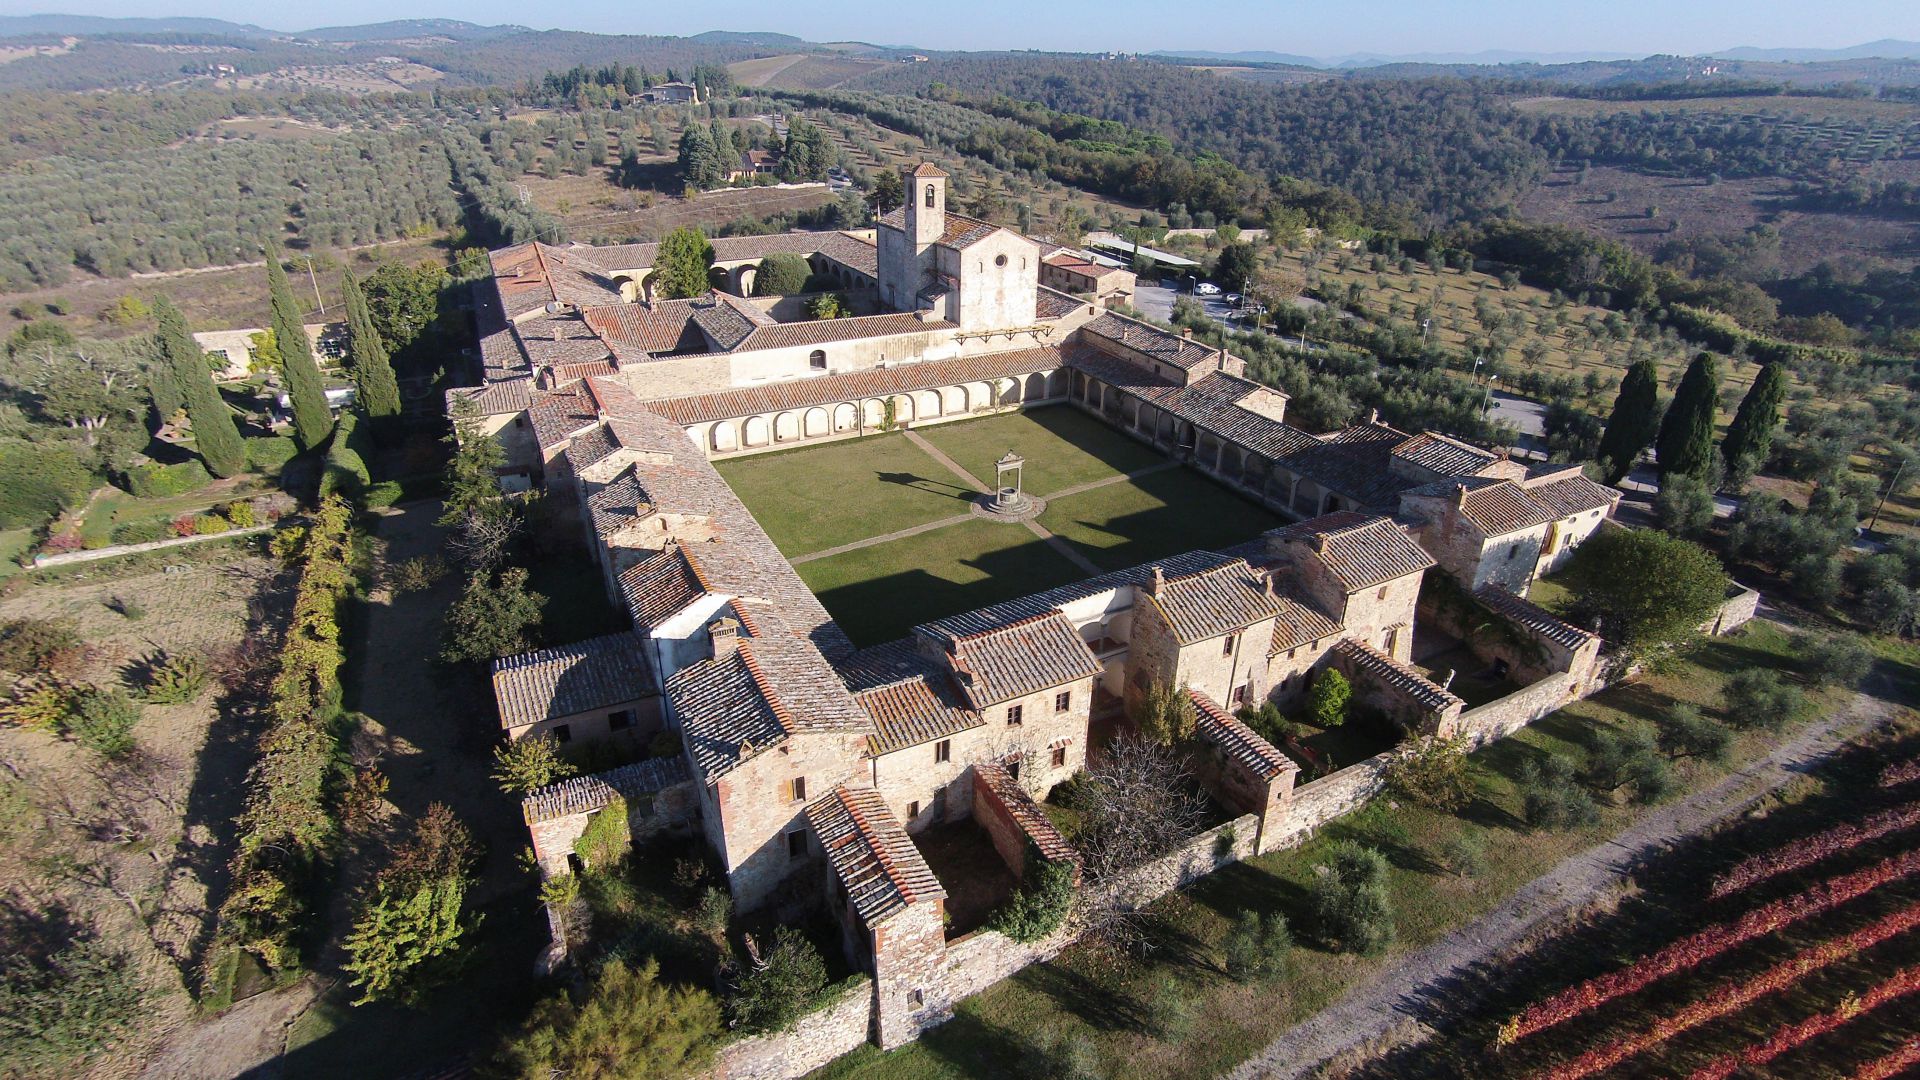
[[1228, 679, 1895, 1080]]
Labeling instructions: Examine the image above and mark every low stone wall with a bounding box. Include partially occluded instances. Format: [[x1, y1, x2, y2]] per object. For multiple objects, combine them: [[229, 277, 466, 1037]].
[[717, 976, 875, 1080], [942, 923, 1077, 1004], [1098, 813, 1261, 913], [1456, 673, 1578, 749], [1706, 584, 1761, 636]]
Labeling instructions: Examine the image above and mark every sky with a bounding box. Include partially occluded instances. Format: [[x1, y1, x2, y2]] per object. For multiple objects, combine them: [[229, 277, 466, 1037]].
[[6, 0, 1920, 57]]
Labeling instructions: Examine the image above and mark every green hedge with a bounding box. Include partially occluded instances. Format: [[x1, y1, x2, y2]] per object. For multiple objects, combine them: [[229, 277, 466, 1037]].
[[110, 519, 173, 545], [245, 436, 299, 475], [0, 439, 94, 529], [318, 412, 371, 499], [126, 460, 212, 499]]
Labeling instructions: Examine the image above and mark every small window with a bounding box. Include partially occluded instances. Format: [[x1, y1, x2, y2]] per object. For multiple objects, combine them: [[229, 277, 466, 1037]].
[[787, 830, 807, 859], [1232, 683, 1250, 706], [553, 724, 572, 743], [909, 988, 924, 1008], [809, 349, 826, 370], [790, 776, 807, 802], [925, 184, 936, 208], [1223, 632, 1238, 657], [1007, 704, 1023, 727], [1377, 585, 1388, 600], [1054, 691, 1071, 713], [1051, 745, 1067, 768], [1508, 546, 1520, 561], [907, 800, 921, 820], [935, 739, 951, 763], [995, 254, 1008, 268], [608, 709, 633, 731]]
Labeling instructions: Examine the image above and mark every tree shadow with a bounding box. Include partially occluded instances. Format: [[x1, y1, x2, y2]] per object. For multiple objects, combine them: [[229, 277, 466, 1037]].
[[873, 470, 975, 502], [1009, 960, 1153, 1034]]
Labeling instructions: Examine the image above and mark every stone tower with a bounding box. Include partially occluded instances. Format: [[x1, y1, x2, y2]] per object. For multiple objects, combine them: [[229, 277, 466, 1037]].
[[904, 162, 947, 249]]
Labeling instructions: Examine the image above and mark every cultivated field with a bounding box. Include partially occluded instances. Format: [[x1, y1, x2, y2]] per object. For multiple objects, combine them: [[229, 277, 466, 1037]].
[[716, 407, 1282, 646]]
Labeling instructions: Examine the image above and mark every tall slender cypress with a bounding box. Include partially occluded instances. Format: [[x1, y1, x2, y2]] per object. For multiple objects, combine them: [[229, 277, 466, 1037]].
[[1596, 358, 1663, 485], [156, 296, 245, 478], [1655, 352, 1722, 480], [1720, 363, 1787, 479], [342, 273, 402, 427], [266, 250, 334, 452]]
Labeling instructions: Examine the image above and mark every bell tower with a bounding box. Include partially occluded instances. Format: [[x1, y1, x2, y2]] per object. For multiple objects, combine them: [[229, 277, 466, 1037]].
[[904, 162, 947, 248]]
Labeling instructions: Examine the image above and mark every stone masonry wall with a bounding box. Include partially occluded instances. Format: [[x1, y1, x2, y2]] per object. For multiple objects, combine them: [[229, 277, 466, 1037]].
[[1456, 673, 1581, 749], [716, 976, 875, 1080]]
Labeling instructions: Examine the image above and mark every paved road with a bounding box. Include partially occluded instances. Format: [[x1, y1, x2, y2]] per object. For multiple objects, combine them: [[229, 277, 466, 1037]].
[[1229, 666, 1895, 1080]]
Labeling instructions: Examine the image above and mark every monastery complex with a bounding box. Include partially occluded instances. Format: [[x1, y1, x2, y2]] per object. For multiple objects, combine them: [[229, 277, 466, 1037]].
[[453, 163, 1656, 1062]]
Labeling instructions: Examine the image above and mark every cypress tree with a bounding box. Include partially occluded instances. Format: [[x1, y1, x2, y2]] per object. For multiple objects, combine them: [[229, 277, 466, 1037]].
[[156, 296, 245, 478], [1596, 359, 1663, 485], [1720, 363, 1787, 481], [146, 345, 183, 428], [267, 250, 334, 452], [1655, 352, 1722, 480], [342, 272, 402, 428]]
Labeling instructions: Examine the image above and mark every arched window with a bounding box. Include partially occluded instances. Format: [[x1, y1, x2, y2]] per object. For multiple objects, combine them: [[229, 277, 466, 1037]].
[[925, 184, 936, 208], [809, 349, 827, 370]]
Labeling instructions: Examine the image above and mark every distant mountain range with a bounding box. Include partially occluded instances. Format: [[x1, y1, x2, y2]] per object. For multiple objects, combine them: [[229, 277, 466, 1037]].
[[1157, 40, 1920, 69], [0, 14, 530, 41], [1712, 39, 1920, 62]]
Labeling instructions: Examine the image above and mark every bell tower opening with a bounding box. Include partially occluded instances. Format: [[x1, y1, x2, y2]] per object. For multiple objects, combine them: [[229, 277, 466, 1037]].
[[904, 162, 947, 248]]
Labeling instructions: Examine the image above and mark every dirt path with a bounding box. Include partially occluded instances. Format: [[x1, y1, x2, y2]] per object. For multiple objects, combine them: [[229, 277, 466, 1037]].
[[1228, 679, 1897, 1080]]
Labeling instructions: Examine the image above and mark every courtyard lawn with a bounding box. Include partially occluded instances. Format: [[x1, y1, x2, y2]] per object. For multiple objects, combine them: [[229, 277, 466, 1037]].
[[812, 621, 1875, 1080], [1038, 467, 1283, 573], [716, 432, 979, 557], [916, 406, 1167, 497], [799, 519, 1084, 646]]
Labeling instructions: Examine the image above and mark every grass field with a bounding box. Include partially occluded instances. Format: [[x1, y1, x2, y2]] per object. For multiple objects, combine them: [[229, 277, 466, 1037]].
[[813, 620, 1882, 1080], [721, 407, 1282, 647]]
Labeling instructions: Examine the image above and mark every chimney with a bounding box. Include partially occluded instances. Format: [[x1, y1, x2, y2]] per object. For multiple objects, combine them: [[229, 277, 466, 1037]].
[[1367, 407, 1379, 424], [1147, 565, 1165, 595], [1454, 482, 1469, 508], [708, 616, 740, 661], [1263, 572, 1277, 599], [1314, 533, 1330, 554], [1181, 327, 1193, 340]]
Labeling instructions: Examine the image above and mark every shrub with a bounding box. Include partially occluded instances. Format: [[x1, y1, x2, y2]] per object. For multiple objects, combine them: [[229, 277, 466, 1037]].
[[140, 652, 208, 705], [191, 514, 231, 536], [364, 481, 405, 508], [222, 501, 257, 528], [1237, 701, 1297, 745], [1519, 756, 1599, 830], [492, 733, 576, 795], [573, 800, 630, 872], [1796, 632, 1873, 689], [125, 460, 212, 499], [989, 856, 1076, 943], [245, 436, 299, 474], [1439, 833, 1488, 877], [0, 438, 94, 529], [63, 686, 139, 758], [1223, 910, 1291, 981], [1309, 841, 1395, 954], [388, 555, 447, 594], [1657, 704, 1732, 764], [692, 887, 732, 941], [1721, 669, 1806, 731], [1149, 975, 1198, 1041], [0, 914, 143, 1077], [0, 617, 81, 675], [730, 926, 828, 1033], [497, 959, 720, 1080], [1308, 668, 1352, 729], [109, 519, 171, 545], [1384, 734, 1476, 811]]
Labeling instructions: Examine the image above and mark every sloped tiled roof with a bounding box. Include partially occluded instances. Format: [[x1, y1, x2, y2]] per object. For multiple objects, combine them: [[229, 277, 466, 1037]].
[[920, 549, 1234, 639], [1268, 595, 1344, 652], [567, 231, 864, 275], [1527, 475, 1618, 518], [1081, 311, 1220, 371], [1064, 350, 1316, 461], [618, 545, 712, 631], [1145, 560, 1284, 644], [841, 640, 984, 755], [527, 381, 600, 449], [1190, 689, 1295, 782], [448, 375, 532, 416], [1036, 286, 1085, 320], [1391, 431, 1497, 477], [1333, 639, 1464, 713], [1455, 481, 1558, 536], [1276, 514, 1436, 592], [667, 622, 868, 781], [806, 785, 945, 927], [492, 631, 656, 730], [938, 611, 1103, 710], [489, 241, 625, 320], [691, 293, 764, 352], [876, 206, 1003, 250], [583, 300, 705, 357], [973, 760, 1078, 864], [522, 755, 689, 824], [1473, 585, 1597, 651], [646, 346, 1064, 426]]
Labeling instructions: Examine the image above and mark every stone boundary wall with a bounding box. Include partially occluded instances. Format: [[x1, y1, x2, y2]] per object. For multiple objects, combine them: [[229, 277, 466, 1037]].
[[717, 976, 875, 1080], [1273, 752, 1394, 845], [1100, 812, 1261, 912], [1707, 584, 1761, 636], [1456, 673, 1580, 749], [942, 923, 1078, 1004], [31, 523, 273, 568]]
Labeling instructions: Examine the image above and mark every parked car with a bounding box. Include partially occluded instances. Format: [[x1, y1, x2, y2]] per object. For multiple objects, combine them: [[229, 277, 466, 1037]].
[[1195, 282, 1222, 296], [1225, 292, 1242, 305]]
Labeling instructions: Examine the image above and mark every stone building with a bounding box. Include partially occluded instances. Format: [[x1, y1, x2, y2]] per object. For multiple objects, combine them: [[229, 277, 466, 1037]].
[[451, 162, 1628, 1061]]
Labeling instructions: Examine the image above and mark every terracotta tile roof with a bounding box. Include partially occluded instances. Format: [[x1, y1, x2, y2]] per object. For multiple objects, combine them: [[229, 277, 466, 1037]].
[[814, 232, 878, 279], [1276, 514, 1436, 592], [1036, 286, 1084, 320], [1065, 350, 1317, 460], [1190, 690, 1296, 782], [528, 381, 600, 449], [513, 315, 613, 370], [934, 611, 1103, 710], [667, 623, 868, 781], [1268, 595, 1344, 652], [619, 545, 712, 630], [909, 162, 948, 178], [491, 631, 657, 730], [1333, 638, 1465, 713], [1526, 475, 1618, 518], [489, 241, 624, 320], [876, 206, 1003, 250], [844, 641, 983, 755], [1081, 312, 1220, 371], [646, 346, 1066, 426], [732, 311, 951, 354], [1279, 428, 1419, 509], [920, 549, 1234, 638], [973, 760, 1078, 864], [1455, 481, 1558, 535], [805, 785, 945, 927], [522, 755, 689, 824], [1391, 431, 1497, 477], [1472, 585, 1597, 651], [566, 231, 863, 274], [448, 376, 531, 416], [1145, 560, 1285, 644], [583, 300, 705, 358], [691, 293, 762, 351]]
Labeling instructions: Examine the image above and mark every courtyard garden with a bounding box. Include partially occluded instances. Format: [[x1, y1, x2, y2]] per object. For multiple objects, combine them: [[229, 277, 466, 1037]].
[[715, 406, 1283, 647]]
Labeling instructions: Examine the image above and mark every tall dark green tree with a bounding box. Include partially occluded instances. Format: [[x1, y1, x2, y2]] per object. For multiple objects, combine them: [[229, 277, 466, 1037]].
[[1655, 352, 1721, 480], [155, 296, 244, 478], [1595, 358, 1663, 484], [650, 228, 715, 301], [144, 347, 182, 429], [266, 250, 333, 452], [676, 125, 723, 190], [1720, 363, 1787, 486], [341, 273, 402, 427]]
